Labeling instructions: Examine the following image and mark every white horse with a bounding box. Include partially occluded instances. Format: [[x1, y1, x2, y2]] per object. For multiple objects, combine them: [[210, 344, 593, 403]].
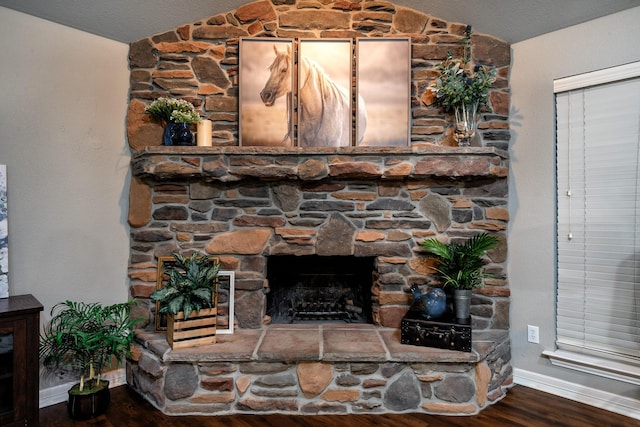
[[260, 45, 367, 147]]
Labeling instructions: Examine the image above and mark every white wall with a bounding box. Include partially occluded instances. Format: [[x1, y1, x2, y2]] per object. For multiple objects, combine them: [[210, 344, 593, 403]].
[[509, 5, 640, 413], [0, 7, 130, 323]]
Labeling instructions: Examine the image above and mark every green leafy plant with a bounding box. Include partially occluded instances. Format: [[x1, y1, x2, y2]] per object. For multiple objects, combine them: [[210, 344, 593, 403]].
[[420, 233, 499, 290], [429, 26, 497, 112], [39, 300, 142, 394], [150, 253, 219, 320], [144, 97, 201, 124]]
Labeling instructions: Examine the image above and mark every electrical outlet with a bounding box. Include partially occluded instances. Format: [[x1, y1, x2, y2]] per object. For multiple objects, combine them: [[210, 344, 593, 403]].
[[527, 325, 540, 343]]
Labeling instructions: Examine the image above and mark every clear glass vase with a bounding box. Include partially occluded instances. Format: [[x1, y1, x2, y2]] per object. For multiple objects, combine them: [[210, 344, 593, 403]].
[[453, 102, 479, 147]]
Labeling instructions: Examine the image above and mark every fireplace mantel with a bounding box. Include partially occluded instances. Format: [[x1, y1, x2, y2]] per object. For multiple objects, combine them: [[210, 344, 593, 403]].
[[131, 146, 509, 183]]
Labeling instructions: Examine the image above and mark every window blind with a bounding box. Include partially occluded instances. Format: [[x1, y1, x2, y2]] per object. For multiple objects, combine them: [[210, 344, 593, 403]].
[[555, 64, 640, 363]]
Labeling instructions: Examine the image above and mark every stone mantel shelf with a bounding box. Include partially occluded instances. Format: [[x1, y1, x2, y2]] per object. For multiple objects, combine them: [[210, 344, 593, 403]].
[[131, 146, 509, 183]]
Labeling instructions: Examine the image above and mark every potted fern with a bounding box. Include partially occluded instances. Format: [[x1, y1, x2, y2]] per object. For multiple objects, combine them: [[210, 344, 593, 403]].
[[420, 233, 499, 321], [39, 300, 141, 420], [150, 252, 220, 349]]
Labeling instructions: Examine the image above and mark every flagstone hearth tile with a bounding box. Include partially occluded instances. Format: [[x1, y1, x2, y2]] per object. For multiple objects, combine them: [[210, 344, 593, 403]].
[[164, 328, 262, 362], [322, 326, 388, 361], [379, 329, 479, 363], [135, 332, 172, 357], [256, 326, 321, 361]]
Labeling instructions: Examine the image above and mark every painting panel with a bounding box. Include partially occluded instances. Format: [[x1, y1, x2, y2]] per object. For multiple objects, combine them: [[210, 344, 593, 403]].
[[356, 38, 411, 147], [0, 165, 7, 298], [298, 39, 354, 147], [239, 38, 295, 147]]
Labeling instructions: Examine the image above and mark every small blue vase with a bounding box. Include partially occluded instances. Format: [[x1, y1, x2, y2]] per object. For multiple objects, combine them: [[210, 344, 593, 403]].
[[163, 122, 177, 146], [163, 122, 193, 146], [172, 122, 193, 146], [410, 285, 447, 319]]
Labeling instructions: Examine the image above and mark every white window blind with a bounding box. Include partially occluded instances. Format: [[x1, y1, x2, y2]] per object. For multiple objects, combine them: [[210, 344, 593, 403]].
[[555, 63, 640, 364]]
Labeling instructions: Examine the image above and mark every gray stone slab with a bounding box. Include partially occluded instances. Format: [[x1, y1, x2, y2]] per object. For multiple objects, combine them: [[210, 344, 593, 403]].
[[256, 325, 321, 361], [164, 328, 261, 362], [322, 326, 388, 361]]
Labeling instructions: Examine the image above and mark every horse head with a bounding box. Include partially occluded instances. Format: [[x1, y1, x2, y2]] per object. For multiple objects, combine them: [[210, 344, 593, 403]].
[[260, 44, 292, 107]]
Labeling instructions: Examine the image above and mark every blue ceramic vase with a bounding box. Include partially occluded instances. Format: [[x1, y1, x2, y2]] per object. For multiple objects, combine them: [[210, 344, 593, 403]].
[[163, 122, 193, 146], [410, 284, 447, 319]]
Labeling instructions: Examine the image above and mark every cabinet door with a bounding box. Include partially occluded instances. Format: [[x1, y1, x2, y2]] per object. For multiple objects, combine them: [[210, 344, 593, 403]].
[[0, 319, 27, 426]]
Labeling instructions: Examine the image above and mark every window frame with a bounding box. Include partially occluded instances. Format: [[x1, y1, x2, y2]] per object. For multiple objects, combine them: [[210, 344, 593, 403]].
[[547, 61, 640, 385]]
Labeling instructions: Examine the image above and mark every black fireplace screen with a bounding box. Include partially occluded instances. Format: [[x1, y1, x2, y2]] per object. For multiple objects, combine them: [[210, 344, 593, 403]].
[[266, 256, 374, 324]]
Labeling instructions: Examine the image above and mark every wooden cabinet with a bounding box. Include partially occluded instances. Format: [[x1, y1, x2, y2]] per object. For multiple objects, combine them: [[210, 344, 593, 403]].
[[0, 295, 43, 427]]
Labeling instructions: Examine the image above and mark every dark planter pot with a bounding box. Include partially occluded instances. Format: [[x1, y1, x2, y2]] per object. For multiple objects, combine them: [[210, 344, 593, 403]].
[[67, 381, 110, 420]]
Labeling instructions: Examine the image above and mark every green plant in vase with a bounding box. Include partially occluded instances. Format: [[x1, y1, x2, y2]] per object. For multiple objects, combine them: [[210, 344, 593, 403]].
[[151, 252, 220, 349], [39, 300, 142, 419], [428, 26, 497, 146], [151, 252, 220, 320], [144, 97, 201, 146], [420, 233, 499, 320]]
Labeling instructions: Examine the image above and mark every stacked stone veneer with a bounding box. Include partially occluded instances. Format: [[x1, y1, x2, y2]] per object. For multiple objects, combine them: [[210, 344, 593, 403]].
[[130, 146, 509, 330], [126, 0, 510, 150], [125, 0, 513, 416]]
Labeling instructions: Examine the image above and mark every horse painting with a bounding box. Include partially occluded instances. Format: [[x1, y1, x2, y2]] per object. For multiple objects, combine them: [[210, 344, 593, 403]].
[[260, 44, 367, 147]]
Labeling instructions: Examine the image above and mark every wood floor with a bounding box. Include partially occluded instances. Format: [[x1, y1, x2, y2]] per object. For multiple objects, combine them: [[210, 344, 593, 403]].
[[39, 385, 637, 427]]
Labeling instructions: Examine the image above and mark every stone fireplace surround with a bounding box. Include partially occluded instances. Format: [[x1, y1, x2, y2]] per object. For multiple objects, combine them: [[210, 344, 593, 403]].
[[124, 0, 513, 417], [129, 146, 510, 331]]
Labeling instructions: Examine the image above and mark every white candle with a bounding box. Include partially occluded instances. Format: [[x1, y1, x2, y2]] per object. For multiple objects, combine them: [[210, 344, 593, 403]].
[[196, 120, 213, 147]]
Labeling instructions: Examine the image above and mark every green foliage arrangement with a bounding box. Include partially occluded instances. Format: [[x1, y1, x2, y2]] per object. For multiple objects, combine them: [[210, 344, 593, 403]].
[[150, 253, 220, 320], [420, 233, 499, 290], [144, 97, 202, 124], [430, 26, 497, 112], [39, 300, 141, 394]]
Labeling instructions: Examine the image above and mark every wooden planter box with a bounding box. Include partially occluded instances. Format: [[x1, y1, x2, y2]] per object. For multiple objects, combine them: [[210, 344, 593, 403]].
[[167, 307, 217, 349]]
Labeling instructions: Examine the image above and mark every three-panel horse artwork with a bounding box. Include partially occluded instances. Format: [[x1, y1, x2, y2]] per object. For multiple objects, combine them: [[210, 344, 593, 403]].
[[239, 38, 410, 147]]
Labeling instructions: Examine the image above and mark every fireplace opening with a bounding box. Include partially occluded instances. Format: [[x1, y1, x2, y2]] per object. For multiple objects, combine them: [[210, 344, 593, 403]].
[[266, 256, 375, 324]]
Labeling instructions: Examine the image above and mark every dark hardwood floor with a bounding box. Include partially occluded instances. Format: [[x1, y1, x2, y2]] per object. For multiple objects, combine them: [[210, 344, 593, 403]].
[[39, 385, 637, 427]]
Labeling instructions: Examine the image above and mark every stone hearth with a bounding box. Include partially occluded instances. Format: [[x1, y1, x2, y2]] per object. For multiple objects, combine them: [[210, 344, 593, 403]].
[[129, 324, 511, 415]]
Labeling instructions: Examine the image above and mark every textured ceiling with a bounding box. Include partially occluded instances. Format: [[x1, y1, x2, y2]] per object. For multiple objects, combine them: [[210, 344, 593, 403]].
[[0, 0, 639, 44]]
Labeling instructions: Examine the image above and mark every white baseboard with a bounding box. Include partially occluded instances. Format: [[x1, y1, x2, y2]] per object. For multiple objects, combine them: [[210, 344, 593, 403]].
[[514, 368, 640, 421], [39, 369, 127, 409]]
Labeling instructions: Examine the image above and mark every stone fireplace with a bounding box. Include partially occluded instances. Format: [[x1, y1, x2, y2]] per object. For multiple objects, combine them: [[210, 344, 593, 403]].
[[127, 146, 512, 415], [124, 0, 512, 417]]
